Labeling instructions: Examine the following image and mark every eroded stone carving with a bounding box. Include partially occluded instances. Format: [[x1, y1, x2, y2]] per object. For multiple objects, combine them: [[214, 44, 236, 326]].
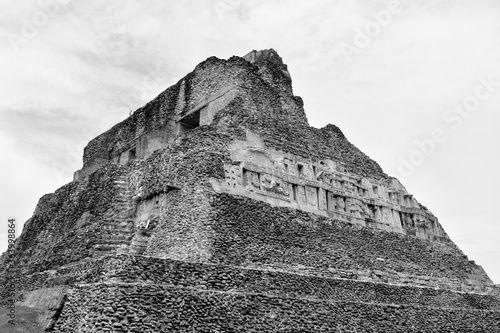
[[243, 170, 260, 191], [261, 174, 291, 198], [305, 186, 318, 207], [215, 133, 447, 241], [224, 164, 242, 188], [336, 196, 346, 212], [318, 188, 327, 211]]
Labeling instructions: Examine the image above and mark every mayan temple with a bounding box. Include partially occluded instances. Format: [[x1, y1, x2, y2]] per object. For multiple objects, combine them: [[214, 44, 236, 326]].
[[1, 49, 499, 332]]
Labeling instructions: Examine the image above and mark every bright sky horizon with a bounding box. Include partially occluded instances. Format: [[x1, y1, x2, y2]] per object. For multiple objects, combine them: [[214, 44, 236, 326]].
[[1, 0, 499, 283]]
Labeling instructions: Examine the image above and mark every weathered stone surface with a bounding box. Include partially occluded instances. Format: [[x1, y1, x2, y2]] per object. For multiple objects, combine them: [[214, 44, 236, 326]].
[[53, 283, 500, 333], [1, 49, 499, 331], [212, 132, 445, 241]]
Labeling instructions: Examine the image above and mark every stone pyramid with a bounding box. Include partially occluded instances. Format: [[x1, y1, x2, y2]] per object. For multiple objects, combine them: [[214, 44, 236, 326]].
[[1, 49, 499, 332]]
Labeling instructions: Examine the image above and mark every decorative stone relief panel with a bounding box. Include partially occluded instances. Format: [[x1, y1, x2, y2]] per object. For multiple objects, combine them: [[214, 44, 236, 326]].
[[243, 170, 260, 191], [261, 173, 292, 201], [318, 188, 327, 211], [297, 186, 307, 205], [305, 186, 318, 208], [224, 164, 242, 188], [213, 134, 448, 242]]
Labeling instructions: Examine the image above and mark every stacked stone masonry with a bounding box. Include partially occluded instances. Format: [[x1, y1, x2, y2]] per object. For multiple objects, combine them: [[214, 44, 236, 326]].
[[1, 49, 499, 331], [54, 283, 500, 332], [213, 133, 446, 242]]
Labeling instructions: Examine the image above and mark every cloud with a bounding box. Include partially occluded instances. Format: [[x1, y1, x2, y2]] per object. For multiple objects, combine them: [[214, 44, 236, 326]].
[[0, 131, 55, 249]]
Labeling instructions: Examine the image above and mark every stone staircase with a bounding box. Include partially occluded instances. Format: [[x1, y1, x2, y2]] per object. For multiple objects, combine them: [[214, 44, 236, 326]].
[[92, 175, 136, 257]]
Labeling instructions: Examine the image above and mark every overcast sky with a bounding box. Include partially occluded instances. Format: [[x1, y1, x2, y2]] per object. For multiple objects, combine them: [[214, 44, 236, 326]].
[[0, 0, 499, 283]]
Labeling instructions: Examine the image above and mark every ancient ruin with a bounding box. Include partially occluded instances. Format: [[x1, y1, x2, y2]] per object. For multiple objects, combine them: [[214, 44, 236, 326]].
[[1, 49, 500, 332]]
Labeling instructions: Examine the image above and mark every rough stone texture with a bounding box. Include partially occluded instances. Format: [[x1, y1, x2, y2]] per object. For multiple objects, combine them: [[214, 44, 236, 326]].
[[60, 255, 500, 310], [1, 49, 499, 331], [54, 283, 500, 333], [206, 194, 486, 288], [2, 165, 120, 273], [212, 133, 446, 241]]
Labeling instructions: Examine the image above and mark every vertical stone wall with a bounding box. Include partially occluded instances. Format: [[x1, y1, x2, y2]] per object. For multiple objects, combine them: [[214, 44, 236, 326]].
[[78, 56, 257, 178], [77, 50, 311, 180], [52, 283, 500, 333], [207, 193, 492, 289], [142, 187, 214, 261], [213, 133, 447, 242]]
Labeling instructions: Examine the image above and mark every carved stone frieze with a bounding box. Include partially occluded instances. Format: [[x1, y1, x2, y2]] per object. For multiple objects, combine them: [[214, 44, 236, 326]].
[[212, 131, 448, 242]]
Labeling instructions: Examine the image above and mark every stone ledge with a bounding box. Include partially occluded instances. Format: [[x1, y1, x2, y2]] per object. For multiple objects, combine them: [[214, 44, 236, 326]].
[[52, 283, 500, 332]]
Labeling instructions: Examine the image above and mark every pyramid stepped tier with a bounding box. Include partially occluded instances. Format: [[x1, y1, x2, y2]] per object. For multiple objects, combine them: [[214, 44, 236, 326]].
[[39, 256, 500, 310], [1, 49, 499, 331], [53, 284, 500, 332], [8, 255, 500, 332]]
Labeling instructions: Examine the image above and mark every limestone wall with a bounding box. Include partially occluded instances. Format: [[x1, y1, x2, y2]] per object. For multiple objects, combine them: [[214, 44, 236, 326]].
[[85, 255, 500, 310], [53, 283, 500, 332], [77, 56, 255, 180], [2, 123, 489, 298], [209, 82, 388, 180], [4, 255, 499, 310], [213, 131, 445, 242], [206, 193, 492, 291]]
